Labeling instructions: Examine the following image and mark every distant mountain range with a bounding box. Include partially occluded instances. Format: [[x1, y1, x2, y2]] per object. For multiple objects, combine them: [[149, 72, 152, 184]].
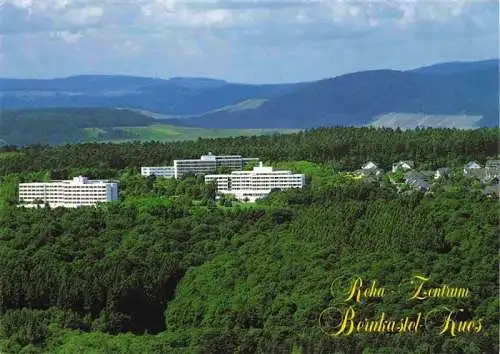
[[408, 59, 499, 75], [167, 59, 499, 129], [0, 59, 498, 131], [0, 75, 301, 116]]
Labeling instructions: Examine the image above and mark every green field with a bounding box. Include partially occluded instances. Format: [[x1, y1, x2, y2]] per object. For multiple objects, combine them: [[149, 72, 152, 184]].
[[85, 124, 300, 142], [84, 127, 107, 140]]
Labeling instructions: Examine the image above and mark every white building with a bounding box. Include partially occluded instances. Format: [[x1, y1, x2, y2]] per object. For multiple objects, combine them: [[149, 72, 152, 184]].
[[141, 166, 175, 178], [141, 153, 259, 179], [205, 163, 305, 202], [434, 167, 451, 180], [361, 161, 378, 170], [464, 161, 481, 171], [18, 176, 119, 208], [392, 160, 414, 173], [485, 160, 500, 180]]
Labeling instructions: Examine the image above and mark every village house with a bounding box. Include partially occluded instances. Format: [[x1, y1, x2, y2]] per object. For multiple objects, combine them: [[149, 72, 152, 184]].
[[485, 160, 500, 181], [361, 161, 378, 171], [354, 161, 384, 178], [420, 170, 435, 180], [404, 171, 423, 184], [463, 161, 482, 176], [392, 160, 414, 173], [404, 171, 431, 191], [466, 168, 487, 180], [434, 167, 452, 180], [412, 180, 431, 192], [484, 185, 500, 198]]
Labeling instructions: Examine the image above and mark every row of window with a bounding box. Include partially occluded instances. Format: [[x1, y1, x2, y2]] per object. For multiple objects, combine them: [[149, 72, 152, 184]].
[[207, 176, 303, 179], [20, 189, 108, 191], [231, 180, 302, 182], [211, 182, 303, 185], [21, 196, 107, 198], [176, 164, 243, 168], [21, 197, 111, 201], [225, 187, 302, 190], [176, 161, 217, 165], [143, 167, 174, 170], [227, 184, 303, 187], [218, 188, 302, 193], [19, 190, 107, 195], [20, 187, 109, 191]]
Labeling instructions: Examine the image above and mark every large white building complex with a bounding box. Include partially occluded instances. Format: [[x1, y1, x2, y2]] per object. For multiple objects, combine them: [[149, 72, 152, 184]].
[[141, 153, 259, 179], [205, 163, 305, 202], [18, 176, 119, 208]]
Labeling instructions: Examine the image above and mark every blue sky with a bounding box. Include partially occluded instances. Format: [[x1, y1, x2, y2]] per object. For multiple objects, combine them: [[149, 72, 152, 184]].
[[0, 0, 498, 83]]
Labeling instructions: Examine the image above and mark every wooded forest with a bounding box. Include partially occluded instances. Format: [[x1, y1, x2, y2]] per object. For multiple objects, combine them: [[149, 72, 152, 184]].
[[0, 127, 498, 353]]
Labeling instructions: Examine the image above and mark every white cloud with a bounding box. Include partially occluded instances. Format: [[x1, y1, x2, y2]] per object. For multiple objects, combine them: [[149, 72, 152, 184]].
[[65, 5, 103, 25], [2, 0, 496, 33], [3, 0, 34, 9], [1, 0, 496, 38], [0, 0, 497, 81], [50, 30, 83, 43]]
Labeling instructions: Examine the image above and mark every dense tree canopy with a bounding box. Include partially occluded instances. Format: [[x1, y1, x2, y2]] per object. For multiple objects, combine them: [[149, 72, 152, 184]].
[[0, 127, 498, 353]]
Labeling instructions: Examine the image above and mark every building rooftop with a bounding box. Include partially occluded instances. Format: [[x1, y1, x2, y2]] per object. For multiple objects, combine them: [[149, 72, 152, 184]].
[[486, 159, 500, 167], [200, 154, 217, 161], [206, 163, 302, 176], [20, 176, 116, 185], [465, 161, 481, 169]]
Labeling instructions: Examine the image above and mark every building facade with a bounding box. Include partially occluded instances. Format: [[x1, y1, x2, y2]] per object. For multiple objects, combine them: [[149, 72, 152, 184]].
[[463, 161, 482, 176], [18, 176, 119, 208], [141, 166, 175, 178], [205, 163, 305, 202], [141, 153, 259, 179], [485, 160, 500, 180], [434, 167, 451, 180], [354, 161, 383, 178]]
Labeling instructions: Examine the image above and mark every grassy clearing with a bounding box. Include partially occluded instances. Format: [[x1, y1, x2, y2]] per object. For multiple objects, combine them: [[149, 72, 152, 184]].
[[96, 124, 300, 142], [84, 128, 107, 140]]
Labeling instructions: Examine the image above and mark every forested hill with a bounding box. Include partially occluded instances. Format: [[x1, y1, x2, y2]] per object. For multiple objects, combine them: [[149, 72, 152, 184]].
[[174, 65, 499, 129], [1, 59, 498, 130], [0, 75, 300, 116], [1, 127, 498, 175], [0, 108, 156, 146], [0, 127, 498, 353], [0, 108, 299, 147], [408, 58, 499, 75]]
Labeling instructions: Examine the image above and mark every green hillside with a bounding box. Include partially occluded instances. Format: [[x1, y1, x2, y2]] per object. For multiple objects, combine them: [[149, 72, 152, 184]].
[[178, 66, 499, 129], [0, 108, 298, 146], [95, 125, 299, 142], [0, 75, 298, 116], [1, 60, 497, 129], [0, 127, 498, 353]]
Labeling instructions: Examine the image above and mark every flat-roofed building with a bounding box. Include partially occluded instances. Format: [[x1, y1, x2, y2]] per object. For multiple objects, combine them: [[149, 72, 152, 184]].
[[174, 154, 218, 179], [205, 162, 305, 202], [18, 176, 118, 208], [141, 166, 175, 178], [141, 153, 259, 179]]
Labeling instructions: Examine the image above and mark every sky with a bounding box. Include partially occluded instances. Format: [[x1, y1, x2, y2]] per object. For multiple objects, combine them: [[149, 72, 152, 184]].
[[0, 0, 498, 83]]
